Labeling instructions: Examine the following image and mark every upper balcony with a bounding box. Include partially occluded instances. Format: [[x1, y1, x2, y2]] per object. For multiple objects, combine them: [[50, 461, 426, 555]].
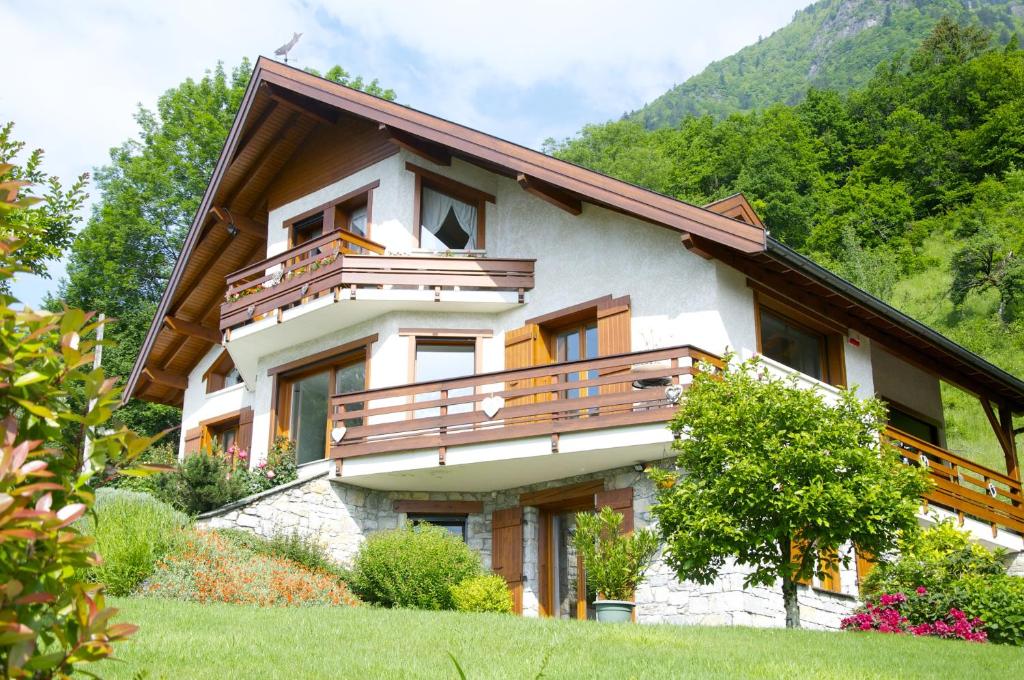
[[220, 229, 535, 379]]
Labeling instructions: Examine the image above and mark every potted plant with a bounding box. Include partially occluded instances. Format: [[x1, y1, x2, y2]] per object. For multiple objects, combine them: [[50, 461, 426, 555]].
[[572, 506, 660, 622]]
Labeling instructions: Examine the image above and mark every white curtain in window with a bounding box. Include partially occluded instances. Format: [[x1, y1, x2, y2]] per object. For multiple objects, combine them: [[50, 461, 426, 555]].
[[420, 186, 477, 250]]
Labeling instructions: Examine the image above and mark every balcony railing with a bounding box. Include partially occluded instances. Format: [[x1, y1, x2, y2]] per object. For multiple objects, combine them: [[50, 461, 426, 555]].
[[329, 345, 723, 459], [220, 230, 536, 331], [886, 426, 1024, 536]]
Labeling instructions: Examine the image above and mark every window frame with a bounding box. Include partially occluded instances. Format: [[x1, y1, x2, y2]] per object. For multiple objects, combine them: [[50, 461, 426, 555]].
[[407, 513, 469, 542], [198, 411, 241, 453], [754, 292, 847, 387], [407, 162, 494, 252], [268, 335, 377, 464], [283, 180, 379, 248], [883, 397, 943, 446], [203, 350, 243, 395]]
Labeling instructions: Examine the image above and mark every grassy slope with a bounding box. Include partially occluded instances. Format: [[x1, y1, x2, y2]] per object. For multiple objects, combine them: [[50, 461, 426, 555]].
[[632, 0, 1024, 128], [106, 598, 1022, 679], [887, 231, 1018, 472]]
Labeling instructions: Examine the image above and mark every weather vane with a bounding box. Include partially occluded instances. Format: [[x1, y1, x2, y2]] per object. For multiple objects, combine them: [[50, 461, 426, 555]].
[[274, 32, 302, 63]]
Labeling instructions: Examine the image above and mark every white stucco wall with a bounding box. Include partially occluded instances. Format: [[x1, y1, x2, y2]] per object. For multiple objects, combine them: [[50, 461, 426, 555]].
[[870, 344, 945, 433]]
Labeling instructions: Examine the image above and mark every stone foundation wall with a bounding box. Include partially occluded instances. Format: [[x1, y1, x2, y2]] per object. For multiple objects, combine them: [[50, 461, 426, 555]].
[[197, 465, 860, 629]]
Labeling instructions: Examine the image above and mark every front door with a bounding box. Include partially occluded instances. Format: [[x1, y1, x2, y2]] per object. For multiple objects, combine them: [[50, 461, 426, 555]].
[[542, 510, 594, 620]]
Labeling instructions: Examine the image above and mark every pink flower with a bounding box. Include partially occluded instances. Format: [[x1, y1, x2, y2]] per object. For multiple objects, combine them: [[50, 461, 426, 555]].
[[257, 461, 267, 469], [916, 586, 927, 595], [237, 449, 249, 460], [266, 470, 276, 479]]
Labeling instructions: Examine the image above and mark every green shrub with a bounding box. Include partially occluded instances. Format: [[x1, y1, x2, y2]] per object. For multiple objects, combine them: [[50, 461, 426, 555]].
[[350, 523, 481, 610], [862, 520, 1024, 645], [162, 450, 250, 515], [956, 573, 1024, 645], [79, 488, 189, 596], [100, 441, 178, 495], [451, 574, 513, 614], [240, 436, 298, 494], [144, 530, 358, 606], [216, 528, 347, 581]]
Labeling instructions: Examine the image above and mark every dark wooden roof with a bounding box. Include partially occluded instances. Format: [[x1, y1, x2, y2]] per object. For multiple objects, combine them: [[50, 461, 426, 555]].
[[126, 58, 1024, 414]]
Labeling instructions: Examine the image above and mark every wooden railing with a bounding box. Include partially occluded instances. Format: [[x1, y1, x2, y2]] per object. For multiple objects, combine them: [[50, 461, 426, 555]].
[[329, 346, 723, 459], [886, 426, 1024, 536], [220, 231, 535, 330]]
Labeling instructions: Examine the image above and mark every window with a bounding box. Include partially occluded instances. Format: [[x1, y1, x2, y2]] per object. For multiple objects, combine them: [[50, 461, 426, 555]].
[[555, 321, 598, 402], [414, 338, 476, 418], [409, 162, 493, 251], [205, 351, 242, 394], [274, 345, 369, 466], [209, 420, 239, 452], [755, 294, 845, 386], [759, 308, 826, 381], [408, 514, 467, 541], [284, 181, 379, 249], [886, 401, 940, 445]]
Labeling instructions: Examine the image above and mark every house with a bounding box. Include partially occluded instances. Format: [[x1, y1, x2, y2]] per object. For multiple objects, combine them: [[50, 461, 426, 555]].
[[127, 58, 1024, 628]]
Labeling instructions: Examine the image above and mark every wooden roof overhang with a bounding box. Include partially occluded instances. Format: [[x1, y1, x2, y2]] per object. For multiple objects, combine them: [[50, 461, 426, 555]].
[[685, 230, 1024, 413], [125, 58, 766, 405]]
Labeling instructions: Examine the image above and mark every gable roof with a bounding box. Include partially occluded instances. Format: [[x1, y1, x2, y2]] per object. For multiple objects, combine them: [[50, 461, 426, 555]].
[[125, 58, 1024, 414]]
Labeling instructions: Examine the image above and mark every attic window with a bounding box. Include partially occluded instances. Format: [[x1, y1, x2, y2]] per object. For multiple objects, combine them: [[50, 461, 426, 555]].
[[284, 180, 379, 249], [205, 351, 242, 394], [408, 162, 493, 251]]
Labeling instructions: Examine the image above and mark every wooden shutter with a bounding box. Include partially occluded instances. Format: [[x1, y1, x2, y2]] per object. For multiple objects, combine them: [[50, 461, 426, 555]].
[[597, 300, 631, 395], [791, 537, 812, 586], [855, 546, 876, 587], [505, 324, 555, 409], [492, 506, 524, 614], [820, 547, 841, 592], [183, 427, 203, 455], [595, 487, 633, 534], [237, 407, 254, 454]]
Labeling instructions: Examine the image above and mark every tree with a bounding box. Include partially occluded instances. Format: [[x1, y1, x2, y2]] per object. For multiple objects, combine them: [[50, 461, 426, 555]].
[[57, 60, 395, 437], [0, 123, 88, 292], [0, 160, 158, 678], [649, 356, 930, 628]]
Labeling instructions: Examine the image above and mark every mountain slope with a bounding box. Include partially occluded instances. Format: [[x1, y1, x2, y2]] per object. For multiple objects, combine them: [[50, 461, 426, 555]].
[[633, 0, 1024, 128]]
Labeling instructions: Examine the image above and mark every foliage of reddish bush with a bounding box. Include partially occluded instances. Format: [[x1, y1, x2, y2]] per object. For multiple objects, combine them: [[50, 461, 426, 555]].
[[142, 531, 358, 607], [842, 590, 987, 642]]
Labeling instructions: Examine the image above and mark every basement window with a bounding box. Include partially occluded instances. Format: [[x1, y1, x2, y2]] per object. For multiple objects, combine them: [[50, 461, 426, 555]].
[[408, 513, 468, 541]]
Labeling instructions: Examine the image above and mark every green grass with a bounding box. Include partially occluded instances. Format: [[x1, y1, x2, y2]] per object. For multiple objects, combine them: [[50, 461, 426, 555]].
[[104, 598, 1022, 679]]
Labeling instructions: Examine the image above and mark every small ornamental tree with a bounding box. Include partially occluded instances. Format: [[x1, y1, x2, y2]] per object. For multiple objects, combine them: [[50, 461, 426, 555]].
[[0, 162, 160, 676], [648, 355, 931, 628]]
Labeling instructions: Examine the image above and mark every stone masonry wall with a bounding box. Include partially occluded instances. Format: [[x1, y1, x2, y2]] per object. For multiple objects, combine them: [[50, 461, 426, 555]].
[[197, 465, 860, 629]]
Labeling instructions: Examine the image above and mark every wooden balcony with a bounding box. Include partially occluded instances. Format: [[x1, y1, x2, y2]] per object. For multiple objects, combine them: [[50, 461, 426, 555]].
[[886, 427, 1024, 536], [220, 230, 536, 331], [329, 346, 724, 460]]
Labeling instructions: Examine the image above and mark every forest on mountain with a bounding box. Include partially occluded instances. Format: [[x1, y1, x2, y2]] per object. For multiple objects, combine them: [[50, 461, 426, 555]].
[[549, 18, 1024, 470], [633, 0, 1024, 127]]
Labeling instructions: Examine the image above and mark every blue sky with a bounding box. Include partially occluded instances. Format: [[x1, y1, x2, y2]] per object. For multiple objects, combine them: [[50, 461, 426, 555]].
[[4, 0, 808, 306]]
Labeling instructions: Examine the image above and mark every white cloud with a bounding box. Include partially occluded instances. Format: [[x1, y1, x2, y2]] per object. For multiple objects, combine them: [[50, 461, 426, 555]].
[[5, 0, 805, 306]]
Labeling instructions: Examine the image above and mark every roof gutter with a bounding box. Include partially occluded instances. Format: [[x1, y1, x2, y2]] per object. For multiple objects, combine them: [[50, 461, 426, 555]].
[[765, 237, 1024, 402]]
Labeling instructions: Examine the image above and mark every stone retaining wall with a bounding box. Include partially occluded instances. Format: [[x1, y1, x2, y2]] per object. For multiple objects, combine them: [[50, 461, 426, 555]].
[[197, 466, 860, 629]]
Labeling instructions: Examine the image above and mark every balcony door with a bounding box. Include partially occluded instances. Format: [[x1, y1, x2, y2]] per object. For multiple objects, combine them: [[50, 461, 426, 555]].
[[277, 352, 366, 466], [554, 321, 598, 406], [413, 338, 476, 418]]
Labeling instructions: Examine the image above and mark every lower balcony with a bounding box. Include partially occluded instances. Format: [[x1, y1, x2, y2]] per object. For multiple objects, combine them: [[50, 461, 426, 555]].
[[329, 346, 721, 491]]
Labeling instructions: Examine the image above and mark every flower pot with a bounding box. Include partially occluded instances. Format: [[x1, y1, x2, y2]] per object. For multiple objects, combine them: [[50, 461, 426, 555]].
[[594, 599, 635, 623]]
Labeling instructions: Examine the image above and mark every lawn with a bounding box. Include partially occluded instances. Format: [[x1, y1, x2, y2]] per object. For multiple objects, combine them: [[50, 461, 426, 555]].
[[105, 598, 1023, 679]]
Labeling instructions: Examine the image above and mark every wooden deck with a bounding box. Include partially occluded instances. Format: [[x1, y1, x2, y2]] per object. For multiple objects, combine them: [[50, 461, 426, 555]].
[[219, 231, 535, 331], [886, 427, 1024, 536]]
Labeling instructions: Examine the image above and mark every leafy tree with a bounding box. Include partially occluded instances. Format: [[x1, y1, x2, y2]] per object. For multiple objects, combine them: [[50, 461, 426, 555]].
[[0, 123, 88, 292], [0, 163, 158, 678], [649, 356, 930, 628], [57, 60, 395, 438]]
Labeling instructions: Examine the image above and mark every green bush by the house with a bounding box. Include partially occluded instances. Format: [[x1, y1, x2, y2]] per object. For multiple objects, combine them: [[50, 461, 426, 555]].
[[862, 520, 1024, 645], [350, 523, 484, 610], [79, 488, 190, 596], [451, 574, 514, 614]]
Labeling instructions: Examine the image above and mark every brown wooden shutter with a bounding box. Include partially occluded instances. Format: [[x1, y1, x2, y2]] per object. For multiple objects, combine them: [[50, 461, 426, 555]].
[[237, 407, 254, 454], [505, 324, 555, 409], [183, 427, 203, 455], [791, 537, 812, 585], [855, 546, 875, 587], [820, 547, 841, 592], [597, 300, 631, 395], [595, 487, 633, 534], [492, 506, 524, 614]]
